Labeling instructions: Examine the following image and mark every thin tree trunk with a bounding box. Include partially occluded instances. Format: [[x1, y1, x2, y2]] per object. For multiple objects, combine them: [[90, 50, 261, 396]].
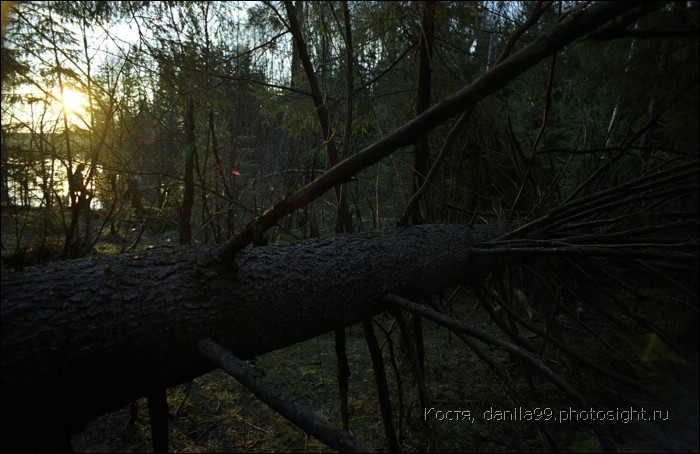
[[179, 97, 196, 244], [412, 1, 435, 225], [283, 0, 353, 233], [335, 328, 350, 431], [604, 22, 639, 148], [363, 319, 400, 452]]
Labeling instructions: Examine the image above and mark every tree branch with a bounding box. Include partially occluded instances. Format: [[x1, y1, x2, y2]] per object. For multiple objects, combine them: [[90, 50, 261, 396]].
[[216, 1, 655, 265], [198, 338, 372, 453]]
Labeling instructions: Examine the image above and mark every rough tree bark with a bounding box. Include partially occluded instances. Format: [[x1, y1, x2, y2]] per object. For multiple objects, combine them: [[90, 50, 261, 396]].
[[2, 222, 515, 451]]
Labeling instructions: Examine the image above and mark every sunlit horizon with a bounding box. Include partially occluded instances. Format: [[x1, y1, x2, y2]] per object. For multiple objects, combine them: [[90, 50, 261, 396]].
[[1, 84, 92, 133]]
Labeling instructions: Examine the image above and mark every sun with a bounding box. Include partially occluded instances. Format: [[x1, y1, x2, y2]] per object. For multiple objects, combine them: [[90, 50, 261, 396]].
[[55, 86, 88, 119]]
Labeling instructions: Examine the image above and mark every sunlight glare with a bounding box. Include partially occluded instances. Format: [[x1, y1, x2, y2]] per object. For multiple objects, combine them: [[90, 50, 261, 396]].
[[56, 87, 88, 118]]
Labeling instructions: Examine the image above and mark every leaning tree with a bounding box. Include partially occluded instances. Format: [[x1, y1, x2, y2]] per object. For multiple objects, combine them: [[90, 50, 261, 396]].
[[2, 2, 698, 452]]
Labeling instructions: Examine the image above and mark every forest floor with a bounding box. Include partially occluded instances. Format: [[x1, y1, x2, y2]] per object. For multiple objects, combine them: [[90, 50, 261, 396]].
[[68, 307, 699, 453], [2, 206, 698, 452]]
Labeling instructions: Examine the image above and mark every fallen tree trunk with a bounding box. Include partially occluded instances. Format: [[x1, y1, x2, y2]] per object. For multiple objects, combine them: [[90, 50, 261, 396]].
[[1, 222, 515, 451]]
